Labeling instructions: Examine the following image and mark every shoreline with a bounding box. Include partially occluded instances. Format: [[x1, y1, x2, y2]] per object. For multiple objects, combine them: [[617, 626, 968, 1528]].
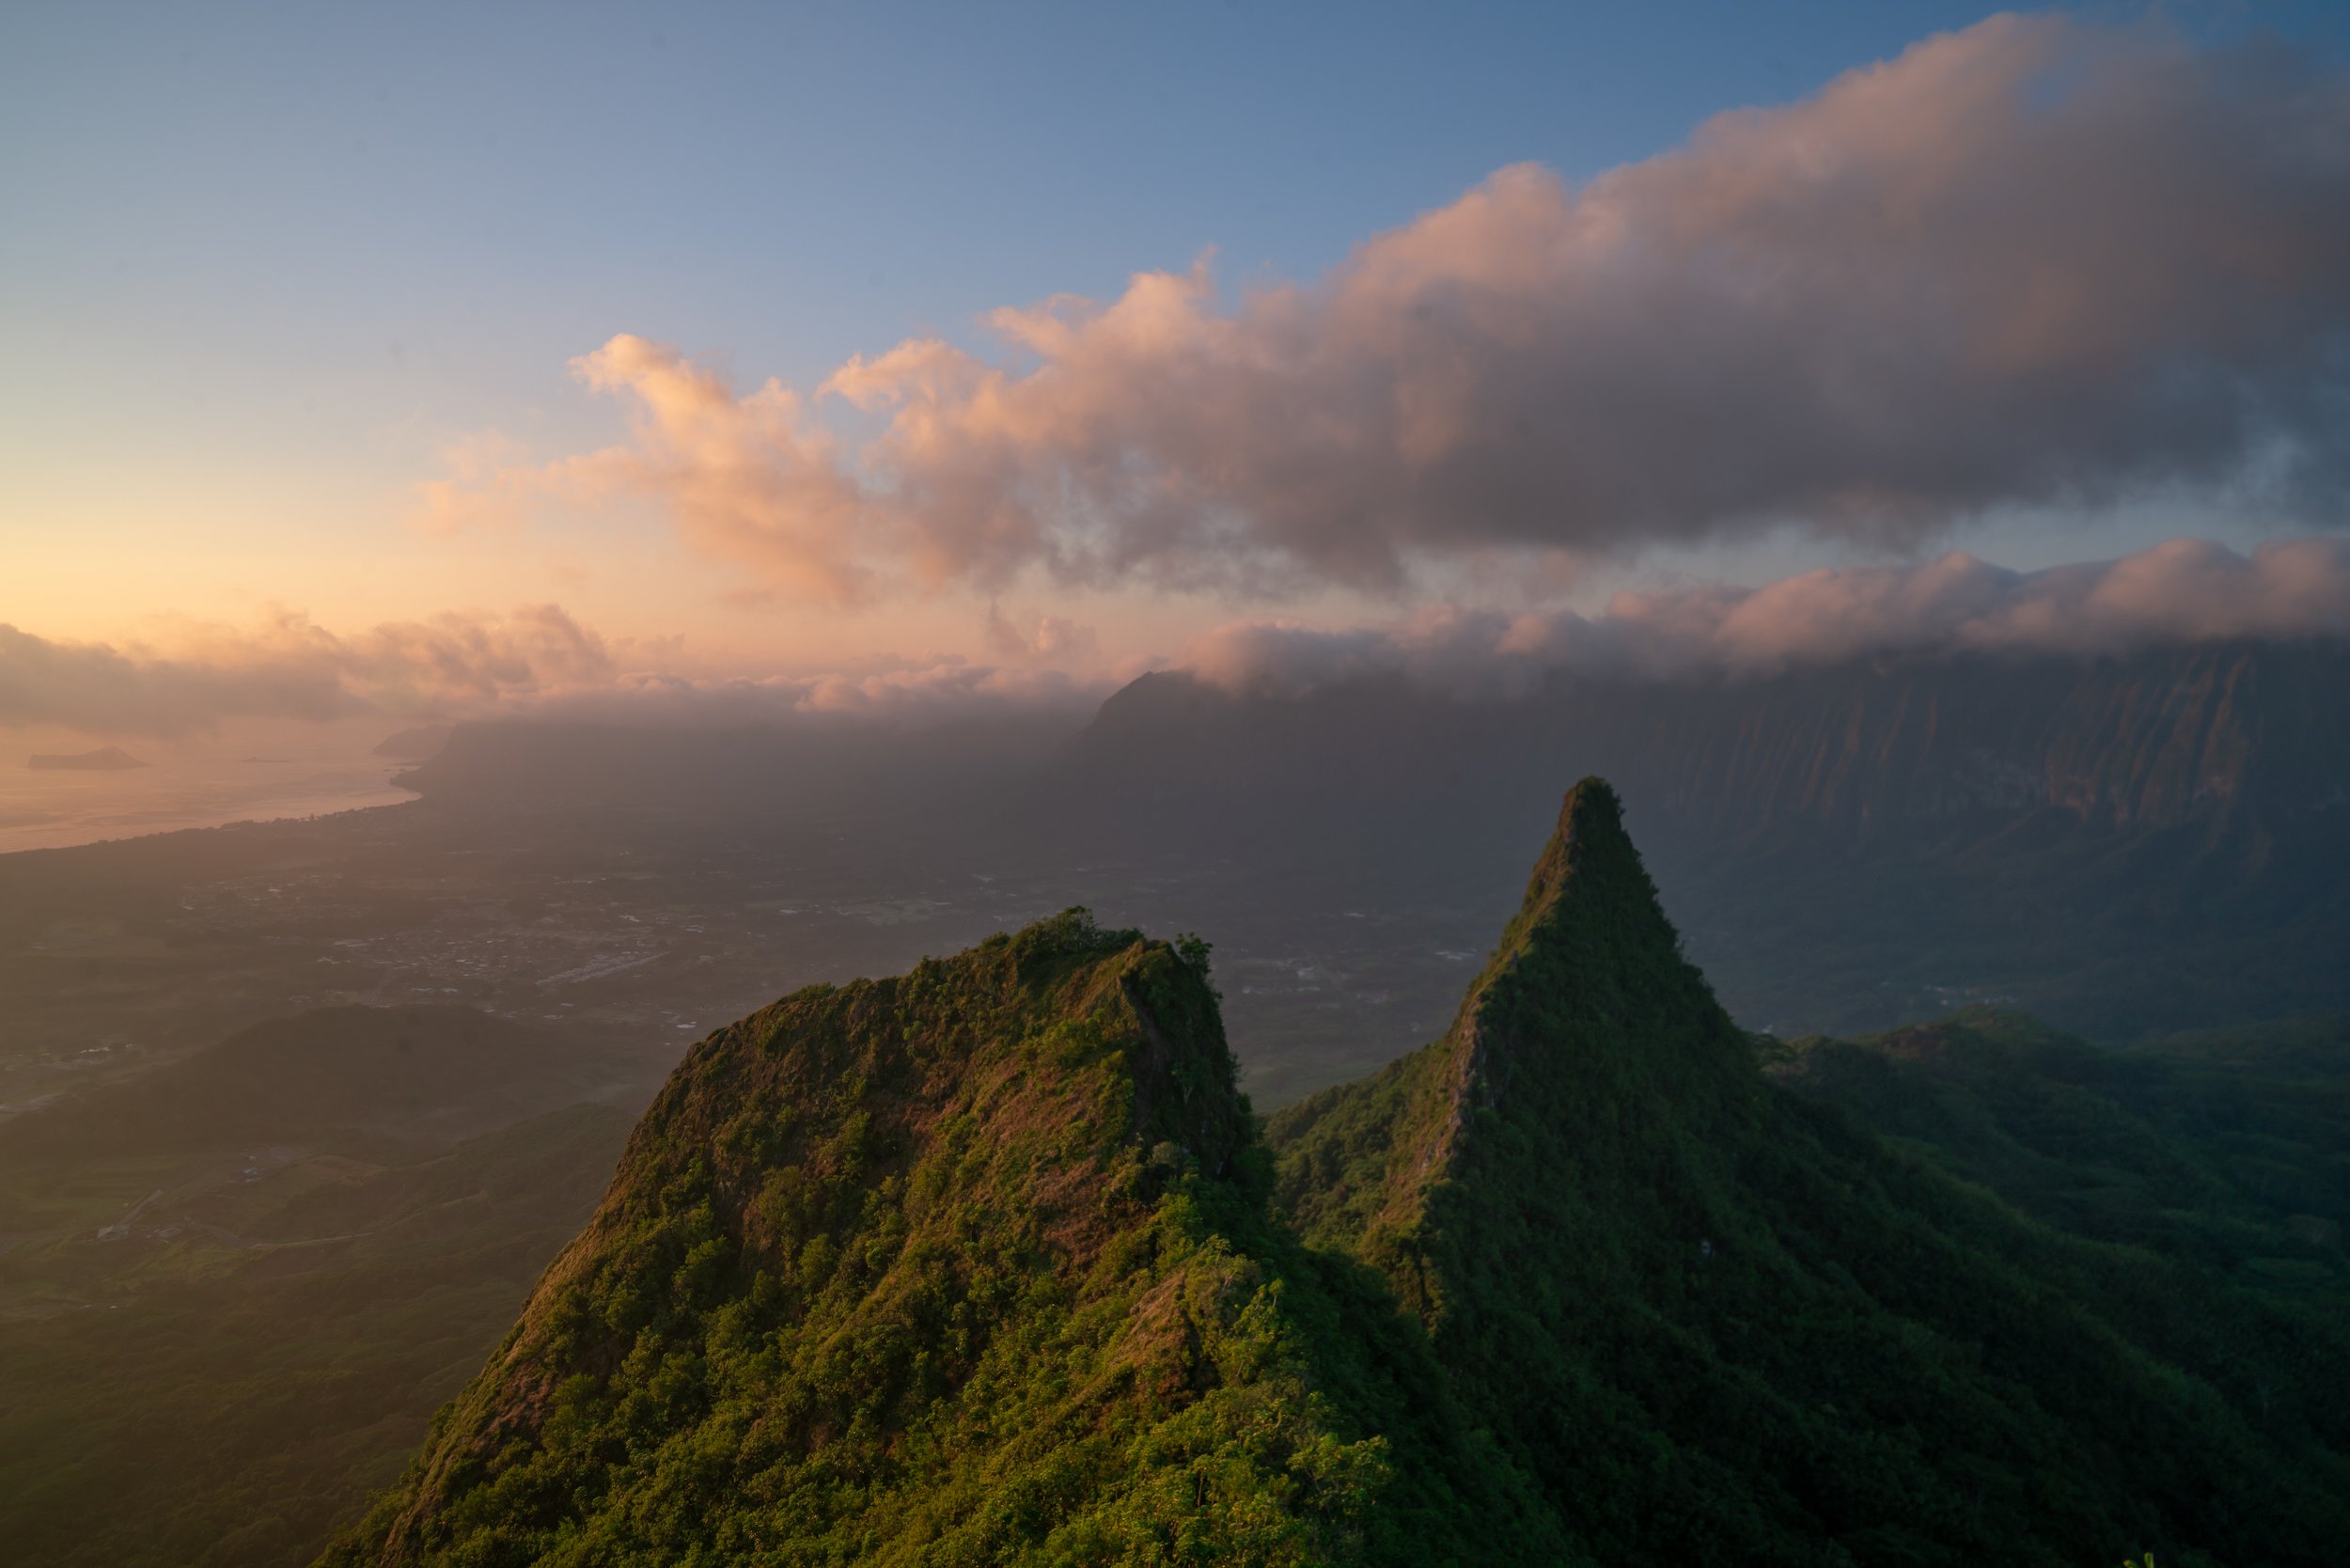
[[0, 785, 422, 859]]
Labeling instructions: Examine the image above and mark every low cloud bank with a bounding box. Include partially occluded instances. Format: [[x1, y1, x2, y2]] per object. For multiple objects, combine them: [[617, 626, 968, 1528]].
[[525, 663, 1104, 730], [0, 606, 1104, 739], [10, 540, 2345, 737], [430, 16, 2350, 600], [0, 607, 612, 736], [1176, 539, 2350, 698]]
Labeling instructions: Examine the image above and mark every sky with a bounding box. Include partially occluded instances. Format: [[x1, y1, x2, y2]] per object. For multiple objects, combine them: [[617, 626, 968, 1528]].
[[5, 1, 2350, 736]]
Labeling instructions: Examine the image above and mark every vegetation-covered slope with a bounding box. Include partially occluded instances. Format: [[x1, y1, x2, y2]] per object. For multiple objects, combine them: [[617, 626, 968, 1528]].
[[1268, 779, 2350, 1566], [1770, 1009, 2350, 1297], [332, 781, 2350, 1566], [323, 912, 1555, 1567]]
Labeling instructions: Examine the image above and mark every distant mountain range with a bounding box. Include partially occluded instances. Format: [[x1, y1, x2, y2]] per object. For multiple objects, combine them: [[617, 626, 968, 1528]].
[[322, 781, 2350, 1565], [1069, 639, 2350, 842], [1053, 640, 2350, 1040], [384, 638, 2350, 1044]]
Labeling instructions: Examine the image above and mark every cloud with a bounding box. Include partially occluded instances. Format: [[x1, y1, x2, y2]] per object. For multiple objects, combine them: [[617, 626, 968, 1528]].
[[527, 661, 1104, 729], [10, 540, 2342, 736], [983, 603, 1100, 665], [0, 606, 614, 736], [1174, 538, 2350, 698], [419, 336, 875, 601], [0, 604, 1112, 739], [428, 16, 2350, 602]]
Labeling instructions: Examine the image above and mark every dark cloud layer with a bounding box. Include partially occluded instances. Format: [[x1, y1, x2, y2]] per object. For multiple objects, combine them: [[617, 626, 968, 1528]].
[[438, 15, 2350, 599], [1177, 538, 2350, 698]]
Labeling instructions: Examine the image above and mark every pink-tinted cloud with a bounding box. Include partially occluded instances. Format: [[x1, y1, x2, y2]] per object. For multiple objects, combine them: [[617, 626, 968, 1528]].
[[428, 16, 2350, 601], [1176, 538, 2350, 698], [983, 603, 1101, 666], [420, 336, 876, 602], [531, 661, 1104, 729], [9, 540, 2344, 736], [0, 605, 1109, 738], [0, 607, 613, 736]]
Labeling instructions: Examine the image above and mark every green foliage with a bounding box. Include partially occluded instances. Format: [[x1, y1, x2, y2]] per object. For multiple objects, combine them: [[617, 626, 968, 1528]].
[[1170, 934, 1214, 987], [1772, 1008, 2350, 1298], [328, 791, 2350, 1567], [323, 913, 1550, 1567], [1269, 779, 2350, 1567]]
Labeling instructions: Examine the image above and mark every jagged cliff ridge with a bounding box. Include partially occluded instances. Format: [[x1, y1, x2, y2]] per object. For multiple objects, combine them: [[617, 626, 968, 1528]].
[[333, 783, 2350, 1566], [321, 911, 1548, 1566], [1075, 642, 2350, 839], [1267, 780, 2350, 1565], [1061, 643, 2350, 1038]]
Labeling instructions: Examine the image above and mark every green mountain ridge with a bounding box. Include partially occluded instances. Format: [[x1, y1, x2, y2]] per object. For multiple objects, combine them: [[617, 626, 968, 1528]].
[[1768, 1007, 2350, 1294], [325, 781, 2350, 1566], [1271, 780, 2350, 1563], [321, 910, 1553, 1565]]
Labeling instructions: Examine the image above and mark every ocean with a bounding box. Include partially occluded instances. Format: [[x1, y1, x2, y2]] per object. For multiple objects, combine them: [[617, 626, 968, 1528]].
[[0, 732, 417, 854]]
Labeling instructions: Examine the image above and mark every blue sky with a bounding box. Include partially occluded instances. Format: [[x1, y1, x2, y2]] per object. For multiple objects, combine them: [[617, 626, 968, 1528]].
[[5, 2, 2348, 691], [8, 2, 2074, 469]]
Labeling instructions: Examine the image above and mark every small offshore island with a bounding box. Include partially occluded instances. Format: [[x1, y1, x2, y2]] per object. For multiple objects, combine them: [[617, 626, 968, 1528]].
[[27, 746, 149, 772]]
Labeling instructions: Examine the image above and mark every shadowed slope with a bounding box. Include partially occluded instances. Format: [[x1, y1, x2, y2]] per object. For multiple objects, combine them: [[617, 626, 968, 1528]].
[[1770, 1008, 2350, 1295], [1270, 779, 2350, 1567]]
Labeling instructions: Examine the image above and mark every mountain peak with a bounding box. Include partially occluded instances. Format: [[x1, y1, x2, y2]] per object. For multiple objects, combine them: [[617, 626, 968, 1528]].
[[1521, 775, 1624, 899], [1471, 775, 1711, 1052], [1266, 776, 1736, 1313], [324, 911, 1449, 1566], [327, 784, 2350, 1567], [1268, 782, 2350, 1564], [1447, 775, 1747, 1154], [1484, 776, 1661, 980]]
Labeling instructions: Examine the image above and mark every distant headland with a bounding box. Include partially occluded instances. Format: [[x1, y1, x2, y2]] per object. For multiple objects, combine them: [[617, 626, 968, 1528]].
[[371, 725, 453, 761], [28, 746, 149, 772]]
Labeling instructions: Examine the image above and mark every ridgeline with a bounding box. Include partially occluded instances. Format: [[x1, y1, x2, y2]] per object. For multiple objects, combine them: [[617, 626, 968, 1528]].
[[326, 781, 2350, 1566]]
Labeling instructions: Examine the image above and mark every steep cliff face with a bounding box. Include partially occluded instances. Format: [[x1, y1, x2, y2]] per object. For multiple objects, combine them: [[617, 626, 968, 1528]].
[[1270, 780, 2350, 1567], [1065, 643, 2350, 1038], [320, 911, 1547, 1567], [1614, 642, 2350, 838], [1074, 641, 2350, 841]]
